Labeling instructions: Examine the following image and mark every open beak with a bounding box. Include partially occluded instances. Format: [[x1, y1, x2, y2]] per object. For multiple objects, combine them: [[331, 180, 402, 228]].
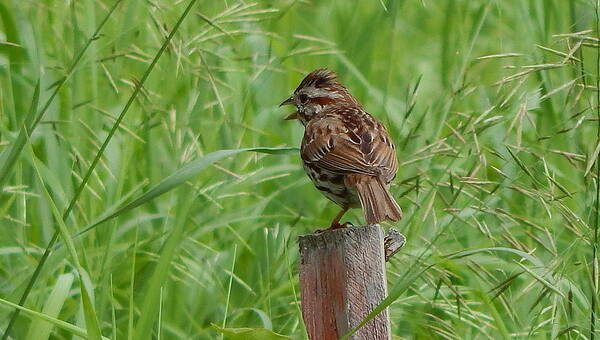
[[280, 96, 298, 120], [279, 96, 294, 107]]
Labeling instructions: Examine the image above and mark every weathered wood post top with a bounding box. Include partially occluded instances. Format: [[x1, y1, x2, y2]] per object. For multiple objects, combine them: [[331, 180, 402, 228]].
[[299, 224, 391, 340]]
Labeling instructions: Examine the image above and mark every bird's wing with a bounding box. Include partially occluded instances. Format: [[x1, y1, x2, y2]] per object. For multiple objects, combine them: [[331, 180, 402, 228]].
[[300, 110, 398, 182]]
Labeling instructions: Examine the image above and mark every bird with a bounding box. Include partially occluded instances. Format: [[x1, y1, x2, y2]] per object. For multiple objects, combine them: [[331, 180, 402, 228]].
[[280, 69, 402, 231]]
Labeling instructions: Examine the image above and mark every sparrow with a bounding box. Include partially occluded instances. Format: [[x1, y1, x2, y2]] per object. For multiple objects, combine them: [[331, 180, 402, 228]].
[[281, 69, 402, 231]]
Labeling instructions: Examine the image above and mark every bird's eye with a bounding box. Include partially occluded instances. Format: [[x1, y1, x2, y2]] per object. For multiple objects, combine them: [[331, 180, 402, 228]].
[[298, 94, 309, 103]]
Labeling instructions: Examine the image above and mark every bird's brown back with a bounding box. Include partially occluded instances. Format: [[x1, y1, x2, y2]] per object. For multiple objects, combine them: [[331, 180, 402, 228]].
[[300, 105, 398, 184]]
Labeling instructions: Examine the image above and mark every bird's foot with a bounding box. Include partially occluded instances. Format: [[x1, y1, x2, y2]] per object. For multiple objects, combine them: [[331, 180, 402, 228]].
[[315, 221, 354, 234]]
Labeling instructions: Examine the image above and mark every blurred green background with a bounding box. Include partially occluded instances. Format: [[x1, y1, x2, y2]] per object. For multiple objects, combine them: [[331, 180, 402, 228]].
[[1, 0, 600, 339]]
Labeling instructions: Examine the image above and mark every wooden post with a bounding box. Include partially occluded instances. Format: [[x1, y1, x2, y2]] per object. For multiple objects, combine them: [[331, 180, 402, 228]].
[[299, 225, 391, 340]]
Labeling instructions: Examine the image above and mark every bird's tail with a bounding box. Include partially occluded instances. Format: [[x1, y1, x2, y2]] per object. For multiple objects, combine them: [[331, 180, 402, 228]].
[[347, 174, 402, 225]]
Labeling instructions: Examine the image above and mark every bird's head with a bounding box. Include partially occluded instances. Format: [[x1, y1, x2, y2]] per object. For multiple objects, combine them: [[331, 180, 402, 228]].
[[280, 69, 359, 125]]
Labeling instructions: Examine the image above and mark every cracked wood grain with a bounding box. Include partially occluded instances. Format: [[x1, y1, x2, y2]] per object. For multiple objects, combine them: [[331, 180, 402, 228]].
[[299, 225, 391, 340]]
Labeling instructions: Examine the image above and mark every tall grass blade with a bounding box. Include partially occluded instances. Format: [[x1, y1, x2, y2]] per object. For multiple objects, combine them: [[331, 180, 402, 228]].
[[25, 273, 74, 340], [0, 80, 39, 188], [0, 297, 107, 340], [75, 147, 297, 237], [27, 143, 102, 340]]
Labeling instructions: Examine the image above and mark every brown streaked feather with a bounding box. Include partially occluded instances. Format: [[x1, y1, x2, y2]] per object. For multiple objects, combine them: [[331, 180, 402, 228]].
[[296, 69, 339, 91], [300, 108, 398, 184], [364, 121, 398, 183], [345, 174, 403, 224]]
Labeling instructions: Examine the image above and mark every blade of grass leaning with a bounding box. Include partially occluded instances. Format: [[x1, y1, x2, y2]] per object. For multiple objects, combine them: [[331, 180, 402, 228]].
[[516, 262, 565, 298], [22, 145, 69, 206], [25, 273, 74, 340], [27, 143, 102, 340], [0, 297, 109, 340], [1, 1, 197, 336], [74, 147, 298, 237]]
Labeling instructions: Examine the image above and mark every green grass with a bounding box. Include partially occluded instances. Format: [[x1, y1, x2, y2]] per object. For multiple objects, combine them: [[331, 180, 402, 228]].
[[1, 0, 600, 339]]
